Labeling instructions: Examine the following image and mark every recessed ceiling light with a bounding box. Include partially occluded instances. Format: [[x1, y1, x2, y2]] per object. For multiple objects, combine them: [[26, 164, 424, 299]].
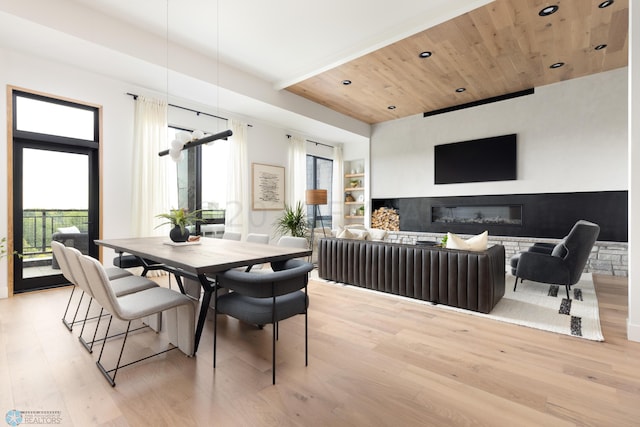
[[550, 62, 565, 69], [595, 44, 608, 50], [455, 88, 466, 93], [341, 80, 352, 85], [419, 51, 432, 58], [598, 0, 614, 8], [538, 5, 559, 16], [387, 105, 396, 110]]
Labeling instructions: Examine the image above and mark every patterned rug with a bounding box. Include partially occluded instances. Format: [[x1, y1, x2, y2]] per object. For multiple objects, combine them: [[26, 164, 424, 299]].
[[440, 273, 604, 341]]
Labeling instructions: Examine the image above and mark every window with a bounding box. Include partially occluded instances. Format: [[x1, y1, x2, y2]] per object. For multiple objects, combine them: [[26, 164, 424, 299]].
[[306, 155, 333, 229], [169, 126, 228, 230]]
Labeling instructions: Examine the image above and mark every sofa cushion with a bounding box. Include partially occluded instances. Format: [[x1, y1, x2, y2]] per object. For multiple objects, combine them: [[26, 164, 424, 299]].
[[367, 228, 387, 241], [57, 226, 81, 234], [446, 231, 488, 251]]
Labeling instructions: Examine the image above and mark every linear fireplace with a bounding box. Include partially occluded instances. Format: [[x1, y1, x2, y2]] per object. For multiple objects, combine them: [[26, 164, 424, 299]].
[[432, 205, 522, 226]]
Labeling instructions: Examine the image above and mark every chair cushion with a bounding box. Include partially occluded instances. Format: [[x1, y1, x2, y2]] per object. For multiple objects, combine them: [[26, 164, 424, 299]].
[[110, 275, 158, 297], [217, 291, 308, 325]]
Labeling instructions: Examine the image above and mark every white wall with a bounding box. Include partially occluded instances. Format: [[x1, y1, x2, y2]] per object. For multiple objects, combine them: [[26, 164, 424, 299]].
[[371, 67, 628, 198]]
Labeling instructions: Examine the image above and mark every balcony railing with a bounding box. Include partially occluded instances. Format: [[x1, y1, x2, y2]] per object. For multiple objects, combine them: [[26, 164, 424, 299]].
[[22, 209, 88, 258]]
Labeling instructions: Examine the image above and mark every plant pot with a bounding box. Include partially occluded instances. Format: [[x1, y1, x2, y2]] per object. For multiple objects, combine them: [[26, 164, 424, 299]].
[[169, 225, 190, 242]]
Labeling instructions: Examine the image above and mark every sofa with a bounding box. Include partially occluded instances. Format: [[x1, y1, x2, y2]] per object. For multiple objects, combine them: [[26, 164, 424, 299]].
[[317, 237, 505, 313]]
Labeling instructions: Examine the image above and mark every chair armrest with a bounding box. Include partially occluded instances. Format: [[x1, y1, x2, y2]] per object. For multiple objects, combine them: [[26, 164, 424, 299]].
[[516, 251, 570, 284]]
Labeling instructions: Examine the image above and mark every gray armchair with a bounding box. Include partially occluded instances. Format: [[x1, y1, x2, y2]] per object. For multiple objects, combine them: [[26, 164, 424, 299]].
[[213, 259, 314, 384], [513, 220, 600, 299]]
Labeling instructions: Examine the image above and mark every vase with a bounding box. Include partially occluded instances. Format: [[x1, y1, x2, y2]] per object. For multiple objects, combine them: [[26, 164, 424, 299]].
[[169, 225, 190, 242]]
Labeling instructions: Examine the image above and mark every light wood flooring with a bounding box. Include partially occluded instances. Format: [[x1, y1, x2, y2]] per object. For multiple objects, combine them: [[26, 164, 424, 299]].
[[1, 273, 639, 426]]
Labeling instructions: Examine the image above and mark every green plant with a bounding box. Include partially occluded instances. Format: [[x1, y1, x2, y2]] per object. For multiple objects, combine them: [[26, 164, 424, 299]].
[[273, 201, 309, 238], [155, 208, 202, 233], [440, 234, 448, 247], [0, 237, 21, 260]]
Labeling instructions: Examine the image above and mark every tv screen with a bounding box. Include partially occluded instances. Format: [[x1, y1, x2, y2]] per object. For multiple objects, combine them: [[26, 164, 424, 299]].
[[434, 134, 517, 184]]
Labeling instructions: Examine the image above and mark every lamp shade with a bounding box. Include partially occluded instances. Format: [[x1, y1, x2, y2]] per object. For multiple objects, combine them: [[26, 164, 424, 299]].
[[306, 189, 327, 205]]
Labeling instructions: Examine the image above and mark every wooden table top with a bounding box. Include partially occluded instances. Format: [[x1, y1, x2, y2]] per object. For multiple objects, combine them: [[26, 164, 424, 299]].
[[96, 236, 311, 275]]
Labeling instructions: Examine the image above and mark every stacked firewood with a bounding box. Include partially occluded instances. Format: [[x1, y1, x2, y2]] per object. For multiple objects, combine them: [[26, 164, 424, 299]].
[[371, 207, 400, 231]]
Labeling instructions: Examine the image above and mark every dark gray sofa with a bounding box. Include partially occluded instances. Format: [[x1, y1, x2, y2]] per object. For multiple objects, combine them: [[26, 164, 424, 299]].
[[317, 237, 505, 313]]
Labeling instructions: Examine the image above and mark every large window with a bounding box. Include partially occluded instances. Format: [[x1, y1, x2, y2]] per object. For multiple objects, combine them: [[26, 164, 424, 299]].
[[306, 155, 333, 229], [169, 126, 228, 231]]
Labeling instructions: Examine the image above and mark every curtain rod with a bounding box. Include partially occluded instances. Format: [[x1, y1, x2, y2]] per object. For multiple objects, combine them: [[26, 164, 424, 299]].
[[126, 92, 227, 121], [287, 134, 334, 149]]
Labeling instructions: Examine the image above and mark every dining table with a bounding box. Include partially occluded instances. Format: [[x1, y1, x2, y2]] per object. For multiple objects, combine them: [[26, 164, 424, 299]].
[[95, 236, 312, 353]]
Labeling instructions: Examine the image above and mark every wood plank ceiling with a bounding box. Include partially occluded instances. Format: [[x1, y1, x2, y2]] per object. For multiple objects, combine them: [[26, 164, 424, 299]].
[[286, 0, 629, 125]]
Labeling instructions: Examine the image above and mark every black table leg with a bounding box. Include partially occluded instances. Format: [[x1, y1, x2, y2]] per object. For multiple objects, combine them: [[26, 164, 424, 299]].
[[194, 274, 215, 353]]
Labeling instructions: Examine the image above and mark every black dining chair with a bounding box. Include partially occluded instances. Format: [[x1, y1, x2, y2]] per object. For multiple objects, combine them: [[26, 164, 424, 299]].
[[213, 259, 314, 384]]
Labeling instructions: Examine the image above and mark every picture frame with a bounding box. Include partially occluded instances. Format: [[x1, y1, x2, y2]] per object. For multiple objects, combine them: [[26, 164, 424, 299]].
[[252, 163, 285, 210]]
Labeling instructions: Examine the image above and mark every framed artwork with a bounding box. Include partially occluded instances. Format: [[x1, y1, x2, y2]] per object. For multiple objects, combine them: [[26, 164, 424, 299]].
[[252, 163, 285, 210]]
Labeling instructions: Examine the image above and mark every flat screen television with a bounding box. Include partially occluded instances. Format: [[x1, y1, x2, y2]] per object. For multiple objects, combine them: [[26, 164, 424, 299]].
[[434, 134, 517, 184]]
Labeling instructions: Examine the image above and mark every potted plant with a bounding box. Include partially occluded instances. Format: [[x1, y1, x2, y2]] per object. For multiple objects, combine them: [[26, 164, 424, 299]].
[[156, 208, 201, 242], [273, 201, 309, 239]]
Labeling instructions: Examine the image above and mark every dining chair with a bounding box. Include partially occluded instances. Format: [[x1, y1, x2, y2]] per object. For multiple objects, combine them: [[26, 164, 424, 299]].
[[246, 233, 270, 244], [222, 231, 242, 241], [78, 254, 196, 386], [213, 259, 314, 384], [277, 236, 308, 249], [53, 241, 132, 332], [64, 246, 160, 352]]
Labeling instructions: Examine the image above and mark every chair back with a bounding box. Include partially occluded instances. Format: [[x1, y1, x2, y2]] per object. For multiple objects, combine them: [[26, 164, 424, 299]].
[[51, 241, 75, 284], [222, 231, 242, 241], [216, 259, 313, 298], [246, 233, 269, 244], [64, 246, 94, 296], [561, 220, 600, 284], [78, 254, 122, 319], [277, 236, 308, 249]]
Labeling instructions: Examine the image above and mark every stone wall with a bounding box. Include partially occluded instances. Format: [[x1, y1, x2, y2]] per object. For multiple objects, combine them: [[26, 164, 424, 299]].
[[382, 231, 628, 277]]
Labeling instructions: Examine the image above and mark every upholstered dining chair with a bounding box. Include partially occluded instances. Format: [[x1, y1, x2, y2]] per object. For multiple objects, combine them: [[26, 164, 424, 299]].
[[64, 246, 159, 352], [277, 236, 308, 249], [222, 231, 242, 241], [78, 254, 195, 386], [53, 241, 132, 331], [513, 220, 600, 299], [213, 259, 314, 384]]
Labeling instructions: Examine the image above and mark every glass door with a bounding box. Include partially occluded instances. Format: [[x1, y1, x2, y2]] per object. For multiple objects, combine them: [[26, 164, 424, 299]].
[[11, 90, 100, 293]]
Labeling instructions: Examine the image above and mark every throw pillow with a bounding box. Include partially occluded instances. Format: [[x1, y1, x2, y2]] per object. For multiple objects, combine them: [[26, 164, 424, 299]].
[[367, 228, 387, 241], [445, 230, 488, 251], [337, 228, 368, 240], [551, 242, 568, 258], [57, 226, 81, 234]]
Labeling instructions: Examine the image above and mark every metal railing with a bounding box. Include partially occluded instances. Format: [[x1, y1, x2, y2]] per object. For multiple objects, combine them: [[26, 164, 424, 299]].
[[22, 209, 88, 257]]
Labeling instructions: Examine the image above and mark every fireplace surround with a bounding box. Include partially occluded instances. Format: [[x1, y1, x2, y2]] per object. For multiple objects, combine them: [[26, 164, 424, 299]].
[[372, 191, 627, 242]]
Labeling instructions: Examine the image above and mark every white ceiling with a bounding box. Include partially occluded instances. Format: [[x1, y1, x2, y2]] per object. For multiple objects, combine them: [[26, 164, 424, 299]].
[[0, 0, 491, 145]]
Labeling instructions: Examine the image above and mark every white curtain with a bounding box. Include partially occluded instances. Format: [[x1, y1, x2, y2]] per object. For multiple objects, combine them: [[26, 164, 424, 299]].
[[131, 96, 169, 237], [332, 144, 345, 229], [287, 135, 307, 207], [225, 119, 249, 237]]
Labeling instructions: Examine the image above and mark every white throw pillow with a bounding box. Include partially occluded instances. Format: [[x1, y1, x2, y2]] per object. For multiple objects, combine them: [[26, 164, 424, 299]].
[[446, 231, 488, 251], [367, 228, 387, 241], [57, 226, 81, 234], [337, 228, 368, 240]]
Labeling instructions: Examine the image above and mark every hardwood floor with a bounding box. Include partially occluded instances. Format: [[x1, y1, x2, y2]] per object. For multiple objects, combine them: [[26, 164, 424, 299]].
[[1, 273, 639, 426]]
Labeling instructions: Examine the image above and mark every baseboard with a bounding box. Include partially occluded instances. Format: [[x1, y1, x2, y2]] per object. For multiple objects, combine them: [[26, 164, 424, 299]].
[[627, 318, 640, 342]]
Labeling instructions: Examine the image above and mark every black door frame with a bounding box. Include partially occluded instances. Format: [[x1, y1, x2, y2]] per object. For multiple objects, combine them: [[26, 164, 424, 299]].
[[10, 89, 100, 293]]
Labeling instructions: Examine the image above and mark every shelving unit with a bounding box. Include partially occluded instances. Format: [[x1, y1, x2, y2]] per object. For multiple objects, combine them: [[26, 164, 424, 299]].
[[344, 160, 366, 224]]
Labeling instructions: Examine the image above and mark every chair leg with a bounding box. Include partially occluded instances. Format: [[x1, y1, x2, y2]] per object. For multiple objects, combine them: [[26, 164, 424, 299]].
[[63, 289, 85, 331], [272, 293, 277, 385], [96, 315, 116, 386], [61, 286, 77, 331], [213, 291, 218, 368], [565, 285, 570, 299], [513, 276, 519, 292]]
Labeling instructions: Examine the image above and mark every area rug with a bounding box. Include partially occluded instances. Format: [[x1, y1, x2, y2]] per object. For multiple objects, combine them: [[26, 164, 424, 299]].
[[313, 271, 604, 341], [439, 273, 604, 341]]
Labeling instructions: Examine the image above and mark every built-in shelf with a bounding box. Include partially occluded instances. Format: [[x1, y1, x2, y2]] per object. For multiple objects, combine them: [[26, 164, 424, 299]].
[[345, 159, 366, 224]]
